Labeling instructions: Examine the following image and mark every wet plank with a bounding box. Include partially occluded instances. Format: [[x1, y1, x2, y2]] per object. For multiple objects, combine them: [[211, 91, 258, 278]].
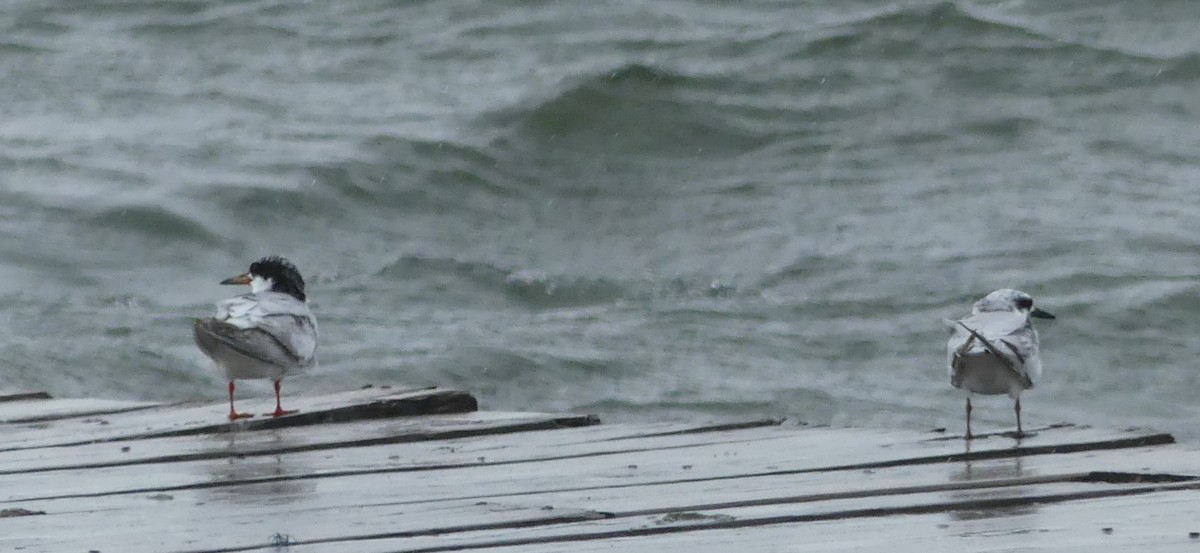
[[0, 416, 770, 477], [388, 487, 1200, 553], [0, 387, 1189, 553], [0, 499, 613, 553], [0, 395, 160, 423], [0, 419, 1161, 501], [0, 418, 786, 502], [0, 427, 1188, 553], [0, 391, 53, 402], [0, 386, 479, 450], [7, 461, 1192, 553]]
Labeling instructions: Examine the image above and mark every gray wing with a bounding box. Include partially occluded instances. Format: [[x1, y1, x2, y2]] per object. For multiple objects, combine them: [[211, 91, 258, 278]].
[[211, 292, 318, 366], [255, 312, 318, 365], [216, 292, 311, 321], [946, 311, 1038, 386], [992, 324, 1041, 384], [193, 316, 316, 369], [961, 310, 1028, 340]]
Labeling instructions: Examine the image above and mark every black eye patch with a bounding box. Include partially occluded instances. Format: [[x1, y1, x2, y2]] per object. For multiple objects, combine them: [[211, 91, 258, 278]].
[[1015, 297, 1033, 310]]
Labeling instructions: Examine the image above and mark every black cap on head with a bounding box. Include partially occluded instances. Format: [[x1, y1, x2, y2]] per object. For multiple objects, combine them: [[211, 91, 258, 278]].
[[250, 256, 306, 301]]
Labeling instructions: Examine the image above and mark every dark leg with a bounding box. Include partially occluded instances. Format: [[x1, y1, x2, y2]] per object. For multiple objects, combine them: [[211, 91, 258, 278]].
[[965, 396, 974, 440], [267, 379, 298, 418], [228, 381, 253, 420], [1014, 397, 1023, 438]]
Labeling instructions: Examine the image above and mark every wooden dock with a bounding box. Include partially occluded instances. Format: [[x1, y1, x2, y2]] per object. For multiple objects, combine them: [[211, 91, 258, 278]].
[[0, 386, 1196, 552]]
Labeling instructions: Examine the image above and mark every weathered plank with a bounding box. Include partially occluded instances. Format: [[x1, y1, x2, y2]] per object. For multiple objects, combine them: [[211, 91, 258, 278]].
[[0, 418, 790, 502], [6, 468, 1193, 553], [0, 500, 613, 553], [0, 396, 160, 423], [0, 386, 1188, 553], [376, 487, 1200, 553], [0, 426, 1187, 553], [0, 387, 479, 450], [0, 417, 773, 477], [0, 392, 53, 402], [0, 423, 1169, 504]]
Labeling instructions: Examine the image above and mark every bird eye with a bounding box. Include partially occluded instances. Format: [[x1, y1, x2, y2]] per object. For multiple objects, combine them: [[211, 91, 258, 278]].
[[1015, 297, 1033, 310]]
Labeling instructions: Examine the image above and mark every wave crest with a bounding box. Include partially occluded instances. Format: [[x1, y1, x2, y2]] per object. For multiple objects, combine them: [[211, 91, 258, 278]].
[[375, 255, 629, 309], [489, 63, 769, 158], [88, 204, 225, 244]]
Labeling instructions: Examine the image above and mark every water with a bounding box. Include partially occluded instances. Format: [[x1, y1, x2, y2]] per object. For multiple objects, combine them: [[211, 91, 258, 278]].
[[2, 0, 1200, 441]]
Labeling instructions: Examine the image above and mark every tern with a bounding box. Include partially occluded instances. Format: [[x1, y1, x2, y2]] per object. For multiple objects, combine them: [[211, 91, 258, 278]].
[[946, 289, 1055, 439], [193, 256, 318, 420]]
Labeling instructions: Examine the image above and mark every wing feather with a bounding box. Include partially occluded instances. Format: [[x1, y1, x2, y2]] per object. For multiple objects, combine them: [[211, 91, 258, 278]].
[[945, 310, 1040, 386], [208, 291, 318, 366], [255, 313, 318, 364], [193, 318, 296, 368]]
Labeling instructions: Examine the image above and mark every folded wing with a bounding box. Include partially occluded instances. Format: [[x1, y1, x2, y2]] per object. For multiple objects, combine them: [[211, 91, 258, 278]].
[[946, 310, 1039, 386], [207, 292, 318, 367]]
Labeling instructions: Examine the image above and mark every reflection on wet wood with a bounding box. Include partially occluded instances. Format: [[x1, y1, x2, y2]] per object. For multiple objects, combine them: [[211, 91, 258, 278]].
[[0, 386, 484, 451], [0, 389, 1194, 553], [0, 394, 159, 423]]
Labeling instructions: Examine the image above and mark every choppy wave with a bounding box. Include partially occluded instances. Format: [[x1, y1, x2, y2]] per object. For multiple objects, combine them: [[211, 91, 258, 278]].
[[310, 136, 518, 209], [490, 63, 772, 159], [89, 205, 226, 244], [370, 254, 736, 309], [4, 0, 1200, 441]]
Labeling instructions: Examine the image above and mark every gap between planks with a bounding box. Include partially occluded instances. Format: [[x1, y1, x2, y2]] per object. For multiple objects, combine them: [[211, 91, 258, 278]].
[[0, 421, 1186, 553], [0, 424, 1172, 505]]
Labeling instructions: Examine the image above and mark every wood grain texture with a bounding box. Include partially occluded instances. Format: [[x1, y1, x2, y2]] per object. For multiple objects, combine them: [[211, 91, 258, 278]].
[[0, 388, 1190, 553]]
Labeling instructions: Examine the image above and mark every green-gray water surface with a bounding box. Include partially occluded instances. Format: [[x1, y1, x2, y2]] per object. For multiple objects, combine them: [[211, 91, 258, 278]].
[[3, 0, 1200, 440]]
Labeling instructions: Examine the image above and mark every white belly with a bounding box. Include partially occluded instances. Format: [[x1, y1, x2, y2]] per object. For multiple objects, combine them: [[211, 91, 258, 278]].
[[205, 341, 288, 381], [951, 353, 1029, 398]]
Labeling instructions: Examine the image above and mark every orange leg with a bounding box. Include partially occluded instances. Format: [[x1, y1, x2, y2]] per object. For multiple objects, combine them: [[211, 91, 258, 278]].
[[227, 381, 253, 420], [267, 379, 298, 418]]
